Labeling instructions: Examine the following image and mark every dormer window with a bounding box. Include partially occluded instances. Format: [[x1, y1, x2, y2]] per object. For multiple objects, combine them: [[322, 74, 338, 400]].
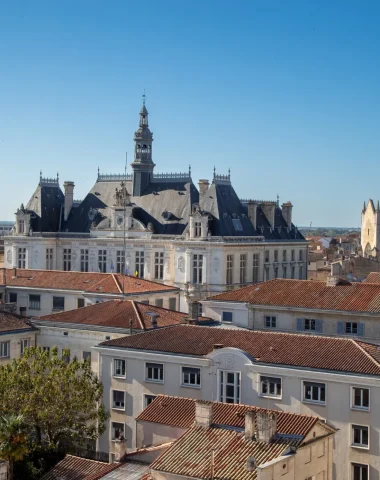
[[18, 219, 25, 234], [194, 222, 201, 237]]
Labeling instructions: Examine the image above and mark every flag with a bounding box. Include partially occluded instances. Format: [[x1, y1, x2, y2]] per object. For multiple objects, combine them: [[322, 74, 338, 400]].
[[134, 270, 138, 277]]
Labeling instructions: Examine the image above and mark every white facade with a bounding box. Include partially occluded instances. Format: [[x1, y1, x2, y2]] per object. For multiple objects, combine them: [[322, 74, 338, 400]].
[[94, 343, 378, 479]]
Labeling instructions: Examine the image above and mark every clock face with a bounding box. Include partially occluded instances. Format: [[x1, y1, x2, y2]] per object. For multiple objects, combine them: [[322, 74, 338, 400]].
[[117, 216, 124, 226]]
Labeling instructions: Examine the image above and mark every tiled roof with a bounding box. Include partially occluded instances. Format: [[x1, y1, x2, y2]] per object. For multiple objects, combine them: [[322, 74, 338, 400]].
[[100, 461, 149, 480], [206, 278, 380, 313], [1, 268, 178, 295], [150, 426, 297, 480], [100, 325, 380, 375], [364, 272, 380, 284], [137, 395, 319, 436], [38, 300, 207, 330], [0, 310, 35, 334], [41, 455, 120, 480]]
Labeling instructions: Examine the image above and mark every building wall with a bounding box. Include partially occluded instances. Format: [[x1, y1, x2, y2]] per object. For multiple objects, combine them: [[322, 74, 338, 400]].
[[95, 345, 380, 478], [0, 330, 37, 363], [361, 205, 379, 255]]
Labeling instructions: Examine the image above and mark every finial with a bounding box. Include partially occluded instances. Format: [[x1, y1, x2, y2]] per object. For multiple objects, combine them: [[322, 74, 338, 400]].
[[189, 165, 191, 177], [228, 168, 230, 179], [142, 89, 146, 106], [57, 172, 59, 182], [213, 166, 216, 179], [377, 200, 380, 212], [40, 170, 42, 181], [277, 194, 279, 206], [98, 166, 100, 177]]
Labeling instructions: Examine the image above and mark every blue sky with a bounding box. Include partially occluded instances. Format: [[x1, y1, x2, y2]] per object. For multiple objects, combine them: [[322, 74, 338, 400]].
[[1, 1, 380, 227]]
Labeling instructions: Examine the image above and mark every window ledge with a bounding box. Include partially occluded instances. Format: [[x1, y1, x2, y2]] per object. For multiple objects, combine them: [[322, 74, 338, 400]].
[[351, 406, 370, 412], [351, 444, 369, 450], [29, 307, 41, 310], [145, 379, 164, 384], [259, 394, 282, 400], [181, 384, 201, 389], [113, 375, 126, 379], [112, 407, 126, 411], [302, 399, 326, 407]]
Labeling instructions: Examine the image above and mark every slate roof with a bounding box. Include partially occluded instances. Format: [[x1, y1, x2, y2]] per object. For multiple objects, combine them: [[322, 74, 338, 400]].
[[37, 299, 209, 330], [364, 272, 380, 284], [1, 269, 178, 296], [40, 455, 120, 480], [137, 395, 319, 436], [100, 325, 380, 376], [206, 278, 380, 313], [26, 182, 64, 233], [0, 310, 35, 334]]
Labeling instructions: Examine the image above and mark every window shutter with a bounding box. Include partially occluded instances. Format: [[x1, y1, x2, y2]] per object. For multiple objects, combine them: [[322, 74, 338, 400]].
[[296, 318, 303, 331], [358, 323, 365, 337], [315, 319, 323, 333], [337, 321, 344, 335]]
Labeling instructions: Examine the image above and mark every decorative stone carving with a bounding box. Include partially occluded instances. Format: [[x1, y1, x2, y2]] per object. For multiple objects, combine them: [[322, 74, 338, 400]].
[[225, 354, 234, 368], [213, 257, 220, 273], [6, 249, 11, 264], [113, 182, 131, 207], [177, 256, 184, 272]]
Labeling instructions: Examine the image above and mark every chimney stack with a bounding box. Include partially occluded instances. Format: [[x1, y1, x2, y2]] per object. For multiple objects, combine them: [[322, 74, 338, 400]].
[[195, 400, 213, 428], [186, 301, 199, 323], [281, 202, 293, 229], [245, 411, 255, 441], [256, 411, 277, 443], [261, 202, 276, 229], [247, 201, 258, 229], [63, 181, 75, 222], [198, 179, 210, 202]]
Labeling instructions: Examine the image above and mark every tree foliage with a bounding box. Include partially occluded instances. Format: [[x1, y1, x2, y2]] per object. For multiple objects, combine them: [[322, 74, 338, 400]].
[[0, 414, 29, 480], [0, 346, 108, 449]]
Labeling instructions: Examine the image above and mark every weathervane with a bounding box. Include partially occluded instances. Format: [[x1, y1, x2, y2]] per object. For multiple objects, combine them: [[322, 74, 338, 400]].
[[142, 89, 146, 106]]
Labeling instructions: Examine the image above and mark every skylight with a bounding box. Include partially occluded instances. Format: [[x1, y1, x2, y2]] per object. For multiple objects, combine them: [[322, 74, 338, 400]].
[[232, 218, 243, 231]]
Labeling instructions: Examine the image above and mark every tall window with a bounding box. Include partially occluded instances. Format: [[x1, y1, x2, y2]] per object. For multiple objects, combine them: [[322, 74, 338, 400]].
[[111, 422, 124, 440], [299, 265, 303, 279], [252, 253, 259, 282], [291, 249, 295, 261], [20, 339, 29, 356], [116, 250, 125, 274], [274, 266, 278, 278], [264, 266, 269, 281], [226, 255, 233, 285], [299, 250, 303, 261], [113, 359, 126, 377], [194, 222, 201, 237], [154, 252, 164, 280], [352, 464, 368, 480], [18, 219, 25, 234], [63, 249, 71, 271], [352, 387, 369, 411], [274, 250, 278, 262], [282, 250, 287, 261], [240, 254, 247, 284], [283, 265, 287, 278], [264, 250, 270, 262], [98, 249, 107, 273], [29, 294, 41, 310], [219, 371, 240, 403], [291, 266, 295, 279], [17, 248, 26, 268], [0, 342, 10, 358], [46, 248, 53, 270], [135, 251, 145, 278], [80, 249, 89, 272], [193, 254, 203, 284], [352, 425, 369, 448], [303, 381, 326, 404], [112, 390, 126, 410], [53, 296, 65, 311]]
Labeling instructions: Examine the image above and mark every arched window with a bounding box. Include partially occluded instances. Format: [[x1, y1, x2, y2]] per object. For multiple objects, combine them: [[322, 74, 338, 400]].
[[147, 145, 151, 152]]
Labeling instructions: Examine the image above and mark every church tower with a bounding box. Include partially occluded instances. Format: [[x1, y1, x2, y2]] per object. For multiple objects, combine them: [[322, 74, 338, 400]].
[[361, 199, 380, 256], [131, 96, 155, 196]]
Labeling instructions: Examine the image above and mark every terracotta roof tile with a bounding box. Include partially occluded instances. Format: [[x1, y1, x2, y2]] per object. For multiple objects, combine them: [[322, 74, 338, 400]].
[[0, 310, 35, 334], [207, 278, 380, 313], [41, 455, 120, 480], [1, 268, 177, 295], [101, 325, 380, 375], [137, 395, 319, 436], [38, 300, 207, 330], [364, 272, 380, 284]]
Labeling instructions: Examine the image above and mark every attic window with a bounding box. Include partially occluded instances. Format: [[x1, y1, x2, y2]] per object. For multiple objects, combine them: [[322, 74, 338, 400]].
[[232, 218, 243, 231]]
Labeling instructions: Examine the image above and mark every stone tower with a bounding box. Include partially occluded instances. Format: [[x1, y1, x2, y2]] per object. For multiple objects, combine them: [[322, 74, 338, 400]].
[[361, 199, 380, 256], [131, 97, 155, 196]]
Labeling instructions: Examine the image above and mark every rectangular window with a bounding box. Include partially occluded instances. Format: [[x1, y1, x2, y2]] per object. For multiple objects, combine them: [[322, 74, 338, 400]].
[[182, 366, 201, 387], [62, 350, 70, 364], [240, 254, 247, 284], [222, 311, 233, 323], [18, 219, 25, 234], [46, 248, 53, 270], [264, 266, 269, 281], [144, 394, 157, 408], [194, 222, 201, 237], [80, 249, 89, 272], [219, 370, 240, 403], [299, 250, 303, 261], [291, 249, 295, 261], [304, 319, 316, 331], [53, 296, 64, 311], [29, 294, 41, 310], [77, 298, 85, 308], [352, 387, 370, 411], [154, 252, 164, 280], [146, 362, 163, 382], [252, 253, 259, 283], [116, 250, 125, 274], [291, 266, 295, 279], [352, 464, 368, 480], [63, 249, 71, 271], [193, 254, 203, 284], [352, 425, 369, 448], [264, 250, 270, 263], [20, 339, 29, 355], [265, 316, 276, 328], [346, 322, 358, 335], [98, 249, 107, 273], [113, 359, 126, 377], [169, 297, 176, 310], [112, 390, 125, 410], [42, 346, 50, 353], [0, 342, 10, 358], [282, 266, 287, 278], [274, 250, 278, 262], [135, 251, 145, 278], [226, 255, 233, 285], [260, 375, 282, 398], [111, 422, 124, 441], [282, 250, 287, 262], [17, 247, 26, 268], [155, 298, 163, 307], [9, 293, 17, 304], [83, 351, 91, 362], [303, 381, 326, 404]]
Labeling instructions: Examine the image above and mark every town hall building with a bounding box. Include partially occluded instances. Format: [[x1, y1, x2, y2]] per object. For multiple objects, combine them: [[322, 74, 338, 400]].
[[4, 101, 307, 309]]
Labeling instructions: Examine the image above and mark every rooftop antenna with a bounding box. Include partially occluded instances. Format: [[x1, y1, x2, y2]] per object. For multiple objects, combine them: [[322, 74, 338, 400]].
[[122, 152, 128, 298]]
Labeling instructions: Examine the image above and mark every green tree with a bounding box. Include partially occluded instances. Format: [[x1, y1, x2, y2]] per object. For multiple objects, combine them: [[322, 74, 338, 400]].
[[0, 346, 108, 449], [0, 414, 29, 480]]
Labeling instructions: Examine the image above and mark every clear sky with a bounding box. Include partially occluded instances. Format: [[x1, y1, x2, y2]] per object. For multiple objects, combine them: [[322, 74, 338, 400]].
[[1, 1, 380, 227]]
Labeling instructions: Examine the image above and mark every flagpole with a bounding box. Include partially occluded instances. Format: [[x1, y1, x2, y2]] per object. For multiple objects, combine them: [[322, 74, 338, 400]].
[[122, 152, 127, 299]]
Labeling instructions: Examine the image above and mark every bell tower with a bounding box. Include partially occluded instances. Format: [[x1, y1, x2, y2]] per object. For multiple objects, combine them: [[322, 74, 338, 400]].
[[131, 94, 155, 196]]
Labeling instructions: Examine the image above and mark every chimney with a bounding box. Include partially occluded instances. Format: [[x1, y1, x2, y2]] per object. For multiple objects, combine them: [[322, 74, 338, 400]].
[[256, 411, 277, 443], [195, 400, 213, 428], [114, 437, 127, 462], [19, 307, 27, 317], [12, 267, 17, 278], [261, 202, 276, 229], [247, 201, 258, 229], [63, 181, 75, 222], [198, 179, 210, 202], [186, 301, 199, 322], [281, 202, 293, 229], [245, 411, 255, 441], [326, 276, 339, 287]]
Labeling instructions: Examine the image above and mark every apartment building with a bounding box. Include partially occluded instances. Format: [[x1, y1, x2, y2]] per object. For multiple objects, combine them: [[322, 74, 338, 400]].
[[202, 277, 380, 344], [94, 325, 380, 479], [0, 310, 37, 363], [0, 268, 180, 317]]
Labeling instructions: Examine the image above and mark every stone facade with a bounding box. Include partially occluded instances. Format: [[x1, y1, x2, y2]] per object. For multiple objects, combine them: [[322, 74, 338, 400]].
[[361, 199, 380, 257]]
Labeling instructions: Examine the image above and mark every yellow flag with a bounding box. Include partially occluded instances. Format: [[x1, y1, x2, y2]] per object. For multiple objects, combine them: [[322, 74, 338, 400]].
[[134, 270, 138, 277]]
